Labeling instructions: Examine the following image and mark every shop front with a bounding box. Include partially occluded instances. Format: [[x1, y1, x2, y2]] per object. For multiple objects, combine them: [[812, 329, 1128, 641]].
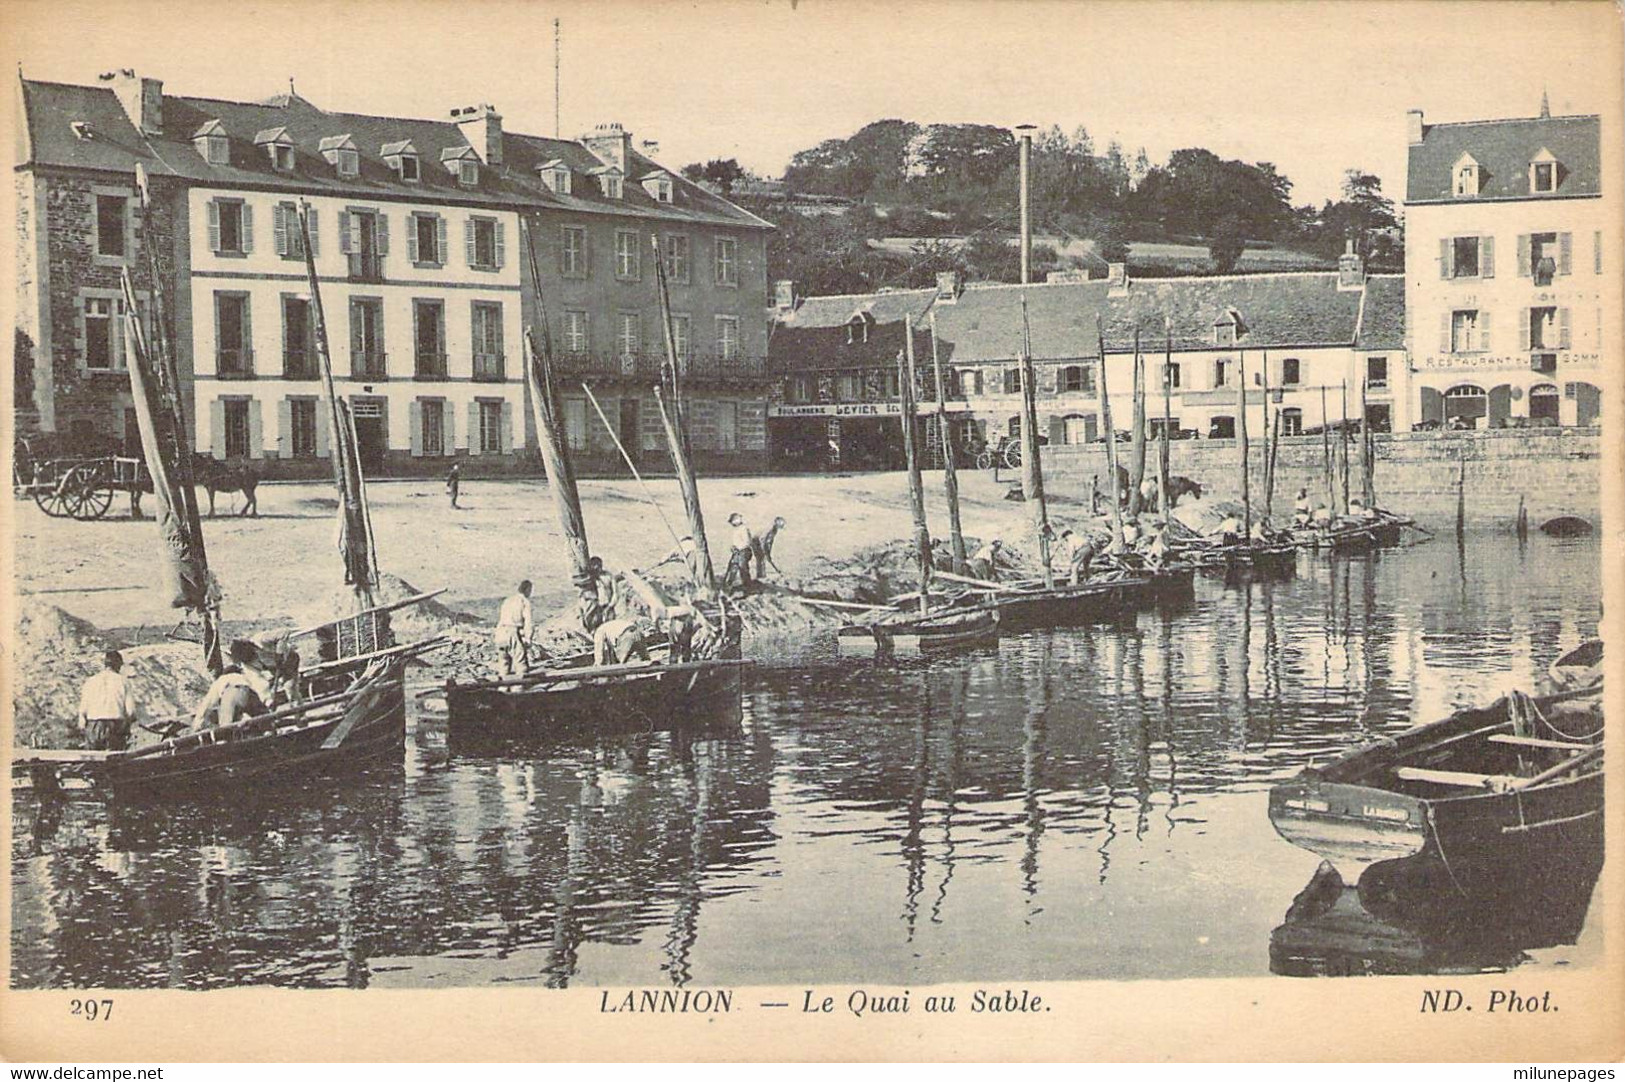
[[768, 401, 974, 472]]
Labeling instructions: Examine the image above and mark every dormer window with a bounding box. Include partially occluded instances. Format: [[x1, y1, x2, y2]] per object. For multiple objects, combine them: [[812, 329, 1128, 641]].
[[1529, 148, 1559, 194], [846, 315, 870, 345], [641, 172, 674, 203], [255, 127, 295, 172], [320, 134, 360, 178], [459, 160, 478, 186], [1212, 312, 1242, 347], [440, 146, 479, 186], [1453, 153, 1481, 197], [193, 120, 229, 166], [382, 140, 420, 183], [538, 160, 572, 195]]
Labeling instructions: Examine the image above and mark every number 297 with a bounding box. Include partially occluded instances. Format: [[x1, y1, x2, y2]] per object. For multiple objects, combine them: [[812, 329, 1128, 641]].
[[71, 998, 113, 1021]]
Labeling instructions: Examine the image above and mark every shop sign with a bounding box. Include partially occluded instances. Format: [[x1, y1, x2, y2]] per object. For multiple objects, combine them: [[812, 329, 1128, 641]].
[[768, 401, 972, 418], [1413, 352, 1601, 371]]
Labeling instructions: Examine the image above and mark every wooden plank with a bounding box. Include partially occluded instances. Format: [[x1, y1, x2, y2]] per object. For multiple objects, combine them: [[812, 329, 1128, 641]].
[[289, 589, 449, 639], [1395, 766, 1517, 788], [299, 635, 448, 676], [12, 748, 113, 765], [1486, 733, 1592, 751]]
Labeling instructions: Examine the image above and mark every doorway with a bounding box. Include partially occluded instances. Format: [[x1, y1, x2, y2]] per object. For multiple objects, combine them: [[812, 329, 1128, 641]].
[[350, 397, 387, 472], [620, 396, 641, 463]]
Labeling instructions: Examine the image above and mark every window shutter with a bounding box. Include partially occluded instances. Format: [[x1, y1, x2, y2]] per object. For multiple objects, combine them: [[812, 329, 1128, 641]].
[[1559, 308, 1571, 349], [1440, 312, 1451, 353], [436, 216, 447, 265], [307, 209, 319, 257], [350, 302, 363, 362], [247, 398, 264, 459], [1558, 232, 1572, 275], [315, 405, 331, 458], [209, 399, 225, 459], [1420, 387, 1443, 426], [241, 297, 253, 370], [1517, 234, 1531, 277], [338, 211, 354, 254], [375, 212, 390, 257], [495, 222, 507, 269], [1047, 414, 1064, 447], [1481, 236, 1495, 278], [467, 401, 482, 456], [1519, 308, 1531, 351], [273, 204, 288, 257], [208, 200, 221, 252], [1479, 311, 1491, 351], [278, 398, 292, 458], [407, 215, 419, 262], [212, 294, 222, 368], [465, 219, 476, 266], [409, 400, 423, 457], [443, 404, 455, 456], [1438, 238, 1450, 279], [241, 203, 254, 253], [501, 401, 514, 453]]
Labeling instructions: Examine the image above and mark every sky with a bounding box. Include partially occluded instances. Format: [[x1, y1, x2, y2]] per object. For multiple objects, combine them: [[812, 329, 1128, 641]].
[[5, 0, 1621, 207]]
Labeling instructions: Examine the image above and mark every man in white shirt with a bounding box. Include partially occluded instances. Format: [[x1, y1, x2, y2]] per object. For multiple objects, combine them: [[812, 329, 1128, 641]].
[[78, 650, 139, 751], [193, 639, 273, 732], [494, 580, 534, 676], [593, 616, 650, 667], [723, 513, 756, 594], [969, 537, 1002, 582], [1214, 515, 1242, 544]]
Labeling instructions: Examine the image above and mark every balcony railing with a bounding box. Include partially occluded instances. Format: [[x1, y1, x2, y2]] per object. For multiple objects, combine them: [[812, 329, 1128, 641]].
[[550, 349, 770, 383], [283, 350, 318, 380], [348, 252, 384, 283], [415, 351, 448, 380], [217, 348, 255, 378], [472, 352, 507, 382], [350, 350, 388, 380]]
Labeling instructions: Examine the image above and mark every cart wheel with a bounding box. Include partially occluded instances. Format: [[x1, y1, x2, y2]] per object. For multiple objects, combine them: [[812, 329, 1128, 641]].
[[1004, 443, 1023, 470], [975, 449, 995, 471], [33, 476, 72, 517], [69, 464, 115, 520]]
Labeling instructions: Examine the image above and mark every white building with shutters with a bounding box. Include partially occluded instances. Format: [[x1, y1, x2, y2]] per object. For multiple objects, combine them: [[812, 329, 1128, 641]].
[[1403, 104, 1611, 429]]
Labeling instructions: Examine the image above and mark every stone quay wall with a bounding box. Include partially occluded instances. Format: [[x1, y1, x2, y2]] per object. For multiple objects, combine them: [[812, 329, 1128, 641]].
[[1039, 427, 1605, 528]]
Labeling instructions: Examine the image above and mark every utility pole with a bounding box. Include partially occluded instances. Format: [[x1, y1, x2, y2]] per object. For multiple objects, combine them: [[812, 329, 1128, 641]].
[[554, 18, 562, 138]]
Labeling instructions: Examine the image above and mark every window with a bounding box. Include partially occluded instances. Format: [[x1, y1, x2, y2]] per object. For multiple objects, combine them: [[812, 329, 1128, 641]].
[[268, 143, 295, 172], [1527, 232, 1564, 285], [1280, 357, 1301, 386], [561, 226, 587, 278], [1366, 355, 1388, 391], [282, 296, 314, 378], [458, 160, 479, 187], [196, 133, 229, 166], [411, 213, 445, 266], [413, 300, 446, 378], [1002, 367, 1023, 394], [1213, 358, 1230, 388], [714, 236, 738, 286], [1208, 416, 1235, 439], [564, 397, 588, 451], [846, 317, 869, 345], [290, 399, 317, 457], [1528, 306, 1558, 350], [671, 315, 691, 362], [420, 399, 445, 456], [1454, 160, 1479, 197], [540, 164, 571, 195], [467, 217, 503, 270], [563, 310, 590, 354], [787, 375, 814, 403], [1532, 161, 1555, 193], [209, 198, 251, 255], [350, 298, 385, 377], [644, 175, 674, 204], [613, 230, 640, 281], [1528, 384, 1560, 424], [618, 312, 641, 359], [961, 368, 984, 396], [598, 173, 623, 199], [272, 202, 318, 260], [715, 401, 739, 451], [224, 400, 251, 458], [1451, 236, 1482, 278], [836, 373, 862, 401], [215, 292, 252, 375], [1444, 384, 1487, 428], [335, 148, 359, 178], [716, 316, 740, 361], [95, 194, 126, 258], [398, 155, 420, 183], [1450, 309, 1482, 353], [472, 302, 504, 380], [664, 234, 690, 284], [1060, 365, 1095, 394], [479, 400, 503, 454], [1061, 413, 1095, 445], [1214, 322, 1236, 347], [1281, 407, 1303, 436], [1162, 362, 1181, 390], [1365, 403, 1392, 433], [82, 296, 120, 370], [342, 208, 387, 281]]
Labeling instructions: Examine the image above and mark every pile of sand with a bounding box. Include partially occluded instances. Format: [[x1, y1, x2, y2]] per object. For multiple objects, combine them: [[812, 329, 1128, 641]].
[[11, 597, 214, 749]]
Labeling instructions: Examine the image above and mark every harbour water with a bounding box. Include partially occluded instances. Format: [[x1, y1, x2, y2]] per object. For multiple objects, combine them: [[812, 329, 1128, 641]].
[[11, 532, 1603, 988]]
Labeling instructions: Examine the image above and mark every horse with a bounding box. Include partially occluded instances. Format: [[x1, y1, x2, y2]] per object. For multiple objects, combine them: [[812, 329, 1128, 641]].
[[1165, 475, 1203, 507], [191, 454, 259, 517]]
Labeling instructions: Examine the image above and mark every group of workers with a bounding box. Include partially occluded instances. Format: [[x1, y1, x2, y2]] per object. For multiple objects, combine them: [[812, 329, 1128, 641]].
[[1289, 486, 1382, 530], [960, 514, 1173, 591]]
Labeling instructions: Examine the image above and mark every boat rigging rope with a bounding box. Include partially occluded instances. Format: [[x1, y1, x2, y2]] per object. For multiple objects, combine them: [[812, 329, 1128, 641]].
[[579, 383, 695, 589]]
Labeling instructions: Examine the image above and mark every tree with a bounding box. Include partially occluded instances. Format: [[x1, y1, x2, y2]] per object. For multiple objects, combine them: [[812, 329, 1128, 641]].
[[680, 158, 747, 194], [1208, 215, 1247, 273]]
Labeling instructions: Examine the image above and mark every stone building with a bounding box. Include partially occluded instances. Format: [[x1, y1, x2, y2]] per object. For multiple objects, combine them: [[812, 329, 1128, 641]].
[[767, 263, 1406, 471], [1402, 102, 1609, 430], [15, 70, 774, 474]]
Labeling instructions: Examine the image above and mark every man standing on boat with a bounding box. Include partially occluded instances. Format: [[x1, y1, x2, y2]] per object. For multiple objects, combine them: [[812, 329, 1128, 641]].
[[494, 580, 535, 676], [1059, 529, 1097, 585], [192, 640, 272, 731], [1293, 487, 1312, 527], [969, 537, 1002, 582], [593, 615, 649, 666], [723, 513, 757, 595], [78, 650, 139, 751], [576, 557, 614, 634]]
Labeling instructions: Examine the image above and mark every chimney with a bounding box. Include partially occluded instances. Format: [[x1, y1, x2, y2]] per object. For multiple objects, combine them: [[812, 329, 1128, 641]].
[[1406, 108, 1425, 146], [935, 270, 963, 303], [1338, 237, 1365, 290], [1107, 262, 1129, 295], [774, 280, 796, 312], [100, 68, 163, 136], [583, 122, 631, 175], [640, 138, 661, 159], [453, 104, 503, 165]]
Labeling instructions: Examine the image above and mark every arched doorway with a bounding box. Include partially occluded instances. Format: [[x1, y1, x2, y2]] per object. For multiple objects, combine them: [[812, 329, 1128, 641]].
[[1528, 383, 1560, 425], [1444, 384, 1487, 429]]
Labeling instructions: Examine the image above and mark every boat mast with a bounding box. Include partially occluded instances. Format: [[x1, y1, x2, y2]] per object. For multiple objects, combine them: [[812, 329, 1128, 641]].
[[1320, 383, 1334, 515], [1237, 348, 1251, 536], [1128, 330, 1146, 515], [650, 235, 717, 596], [930, 311, 967, 574], [296, 201, 374, 607], [1018, 298, 1052, 587], [900, 312, 934, 613], [1360, 370, 1376, 507], [1262, 348, 1279, 521], [1095, 316, 1125, 552], [1340, 378, 1352, 512], [520, 217, 593, 585], [1160, 317, 1172, 527]]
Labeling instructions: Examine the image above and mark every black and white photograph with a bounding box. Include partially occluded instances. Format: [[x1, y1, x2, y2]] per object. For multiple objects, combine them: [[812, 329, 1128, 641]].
[[3, 0, 1620, 1064]]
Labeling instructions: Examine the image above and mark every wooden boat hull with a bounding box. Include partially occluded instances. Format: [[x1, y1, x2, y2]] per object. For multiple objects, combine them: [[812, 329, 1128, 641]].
[[16, 663, 407, 799], [1269, 690, 1604, 898], [972, 576, 1157, 632], [1291, 520, 1405, 552], [837, 609, 1000, 656], [443, 659, 749, 749]]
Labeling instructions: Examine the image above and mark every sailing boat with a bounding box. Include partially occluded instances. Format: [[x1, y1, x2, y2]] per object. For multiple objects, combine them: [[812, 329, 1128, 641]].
[[441, 221, 748, 746]]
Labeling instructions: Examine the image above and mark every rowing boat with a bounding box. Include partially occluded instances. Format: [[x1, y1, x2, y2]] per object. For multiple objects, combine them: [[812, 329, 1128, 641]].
[[1268, 680, 1604, 900], [961, 573, 1159, 632], [837, 607, 1000, 656]]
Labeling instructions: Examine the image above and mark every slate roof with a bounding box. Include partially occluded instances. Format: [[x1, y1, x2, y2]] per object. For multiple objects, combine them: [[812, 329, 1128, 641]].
[[771, 273, 1395, 369], [1406, 114, 1601, 203], [18, 77, 772, 230]]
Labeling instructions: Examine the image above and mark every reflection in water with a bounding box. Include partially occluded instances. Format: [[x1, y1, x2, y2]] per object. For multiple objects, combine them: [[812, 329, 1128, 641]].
[[11, 533, 1603, 987]]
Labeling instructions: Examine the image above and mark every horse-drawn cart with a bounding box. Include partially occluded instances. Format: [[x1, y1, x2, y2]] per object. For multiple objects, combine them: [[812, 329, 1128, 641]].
[[14, 437, 151, 520]]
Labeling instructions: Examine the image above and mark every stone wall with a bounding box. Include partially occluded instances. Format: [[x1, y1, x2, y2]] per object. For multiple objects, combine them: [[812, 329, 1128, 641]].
[[1039, 427, 1604, 527]]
